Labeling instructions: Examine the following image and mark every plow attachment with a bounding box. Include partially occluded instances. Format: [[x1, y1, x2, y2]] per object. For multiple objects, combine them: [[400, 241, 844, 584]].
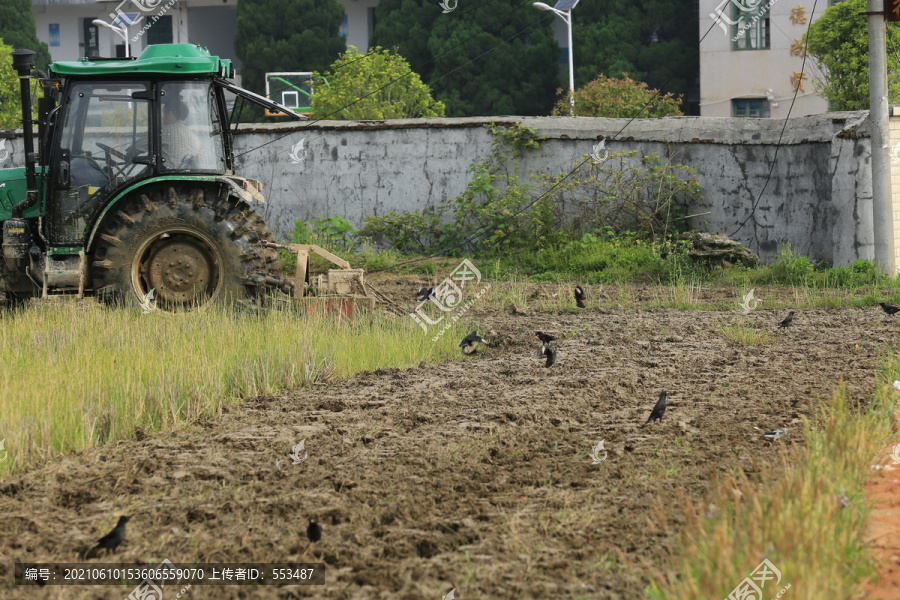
[[264, 243, 376, 316]]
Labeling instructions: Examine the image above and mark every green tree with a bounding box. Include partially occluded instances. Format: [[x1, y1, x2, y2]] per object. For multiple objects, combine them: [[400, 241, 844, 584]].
[[368, 0, 437, 83], [0, 39, 22, 129], [371, 0, 697, 117], [572, 0, 697, 113], [0, 0, 51, 72], [0, 39, 38, 129], [551, 74, 682, 118], [234, 0, 346, 119], [370, 0, 559, 117], [803, 0, 900, 110], [311, 46, 444, 119]]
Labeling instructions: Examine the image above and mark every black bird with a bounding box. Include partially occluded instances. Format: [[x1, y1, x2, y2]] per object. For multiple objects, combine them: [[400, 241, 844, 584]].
[[644, 391, 667, 425], [89, 516, 130, 556], [574, 286, 586, 309], [777, 311, 795, 329], [880, 302, 900, 316], [416, 287, 434, 303], [542, 345, 557, 368], [459, 331, 485, 355], [536, 331, 556, 345], [307, 518, 322, 543]]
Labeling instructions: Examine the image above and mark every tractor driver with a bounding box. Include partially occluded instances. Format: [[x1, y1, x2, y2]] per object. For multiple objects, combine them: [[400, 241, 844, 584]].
[[161, 96, 201, 169]]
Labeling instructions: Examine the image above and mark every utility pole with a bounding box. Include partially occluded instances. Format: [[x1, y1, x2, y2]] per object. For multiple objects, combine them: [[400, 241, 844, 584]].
[[870, 0, 895, 274]]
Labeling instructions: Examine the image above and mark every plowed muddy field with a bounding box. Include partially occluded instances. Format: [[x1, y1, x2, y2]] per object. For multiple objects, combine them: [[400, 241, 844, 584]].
[[0, 281, 890, 599]]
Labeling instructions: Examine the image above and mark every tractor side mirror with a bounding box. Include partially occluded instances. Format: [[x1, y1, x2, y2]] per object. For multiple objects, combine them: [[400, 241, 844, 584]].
[[57, 160, 69, 186]]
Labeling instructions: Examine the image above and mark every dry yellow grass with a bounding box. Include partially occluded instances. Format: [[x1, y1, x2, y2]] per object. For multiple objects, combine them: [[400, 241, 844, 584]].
[[648, 374, 896, 599], [0, 299, 467, 476]]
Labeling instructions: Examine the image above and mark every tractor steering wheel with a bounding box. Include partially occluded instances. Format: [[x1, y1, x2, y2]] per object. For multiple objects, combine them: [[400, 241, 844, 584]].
[[95, 142, 137, 180], [95, 141, 129, 162]]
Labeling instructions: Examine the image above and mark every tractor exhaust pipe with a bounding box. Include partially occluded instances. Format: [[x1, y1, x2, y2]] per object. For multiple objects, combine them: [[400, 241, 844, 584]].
[[10, 49, 37, 218]]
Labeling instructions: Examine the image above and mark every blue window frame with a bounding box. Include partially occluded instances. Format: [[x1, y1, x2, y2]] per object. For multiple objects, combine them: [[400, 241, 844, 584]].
[[733, 98, 771, 118], [733, 3, 770, 50]]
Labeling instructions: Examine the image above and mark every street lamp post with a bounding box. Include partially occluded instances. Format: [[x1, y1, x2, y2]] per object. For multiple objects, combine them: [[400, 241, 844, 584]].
[[92, 19, 130, 58], [533, 0, 580, 116]]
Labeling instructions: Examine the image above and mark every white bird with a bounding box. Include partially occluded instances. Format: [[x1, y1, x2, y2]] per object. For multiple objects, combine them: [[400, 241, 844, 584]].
[[442, 589, 455, 600], [589, 440, 607, 464], [290, 439, 308, 464], [438, 0, 457, 13], [139, 288, 156, 314]]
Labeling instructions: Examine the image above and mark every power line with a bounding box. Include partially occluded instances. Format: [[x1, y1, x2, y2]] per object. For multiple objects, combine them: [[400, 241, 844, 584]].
[[728, 0, 819, 238], [235, 0, 542, 161]]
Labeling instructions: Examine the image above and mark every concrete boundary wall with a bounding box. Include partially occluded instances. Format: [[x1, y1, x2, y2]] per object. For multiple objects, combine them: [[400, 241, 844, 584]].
[[0, 112, 874, 265]]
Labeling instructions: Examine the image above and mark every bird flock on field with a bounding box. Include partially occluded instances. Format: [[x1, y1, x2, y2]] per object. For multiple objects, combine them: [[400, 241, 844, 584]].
[[414, 284, 839, 432], [416, 283, 890, 465], [75, 292, 900, 565]]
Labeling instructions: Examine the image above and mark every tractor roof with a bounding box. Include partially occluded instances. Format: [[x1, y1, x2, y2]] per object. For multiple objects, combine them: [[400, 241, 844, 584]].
[[49, 44, 233, 78]]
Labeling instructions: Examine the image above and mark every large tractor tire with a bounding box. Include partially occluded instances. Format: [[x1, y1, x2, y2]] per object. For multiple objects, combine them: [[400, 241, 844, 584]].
[[0, 252, 32, 305], [92, 185, 289, 309]]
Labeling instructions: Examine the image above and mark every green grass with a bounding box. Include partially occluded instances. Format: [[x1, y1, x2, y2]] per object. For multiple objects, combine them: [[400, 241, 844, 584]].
[[716, 318, 773, 345], [515, 234, 672, 284], [0, 300, 468, 476], [489, 236, 900, 292], [648, 359, 898, 599], [647, 277, 704, 310]]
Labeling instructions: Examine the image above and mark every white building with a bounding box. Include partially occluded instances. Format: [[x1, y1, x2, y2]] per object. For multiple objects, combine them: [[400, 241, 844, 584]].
[[699, 0, 836, 118], [31, 0, 379, 85]]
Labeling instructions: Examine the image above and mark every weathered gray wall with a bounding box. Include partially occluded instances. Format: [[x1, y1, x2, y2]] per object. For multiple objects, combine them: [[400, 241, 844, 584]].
[[0, 112, 873, 265], [229, 113, 872, 265]]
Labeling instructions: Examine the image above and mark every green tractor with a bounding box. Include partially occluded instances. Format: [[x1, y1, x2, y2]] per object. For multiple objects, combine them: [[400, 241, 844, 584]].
[[0, 44, 301, 308]]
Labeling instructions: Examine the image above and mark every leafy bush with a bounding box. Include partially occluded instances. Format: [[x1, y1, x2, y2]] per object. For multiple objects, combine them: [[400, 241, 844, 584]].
[[359, 210, 442, 255], [291, 216, 358, 252], [768, 243, 814, 285], [515, 229, 697, 283], [0, 39, 38, 129], [551, 74, 682, 118], [311, 45, 445, 120], [360, 122, 703, 260], [360, 121, 556, 255], [534, 150, 702, 240]]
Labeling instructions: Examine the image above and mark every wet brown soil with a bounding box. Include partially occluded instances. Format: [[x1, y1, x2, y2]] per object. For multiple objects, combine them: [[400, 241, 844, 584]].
[[0, 282, 892, 599]]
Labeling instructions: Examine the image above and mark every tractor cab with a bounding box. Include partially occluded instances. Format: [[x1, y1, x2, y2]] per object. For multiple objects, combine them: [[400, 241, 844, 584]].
[[48, 78, 227, 244], [0, 44, 303, 306], [42, 44, 287, 246]]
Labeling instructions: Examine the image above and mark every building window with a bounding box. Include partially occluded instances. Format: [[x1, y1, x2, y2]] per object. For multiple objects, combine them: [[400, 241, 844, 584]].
[[147, 15, 173, 45], [733, 98, 771, 118], [732, 3, 770, 50]]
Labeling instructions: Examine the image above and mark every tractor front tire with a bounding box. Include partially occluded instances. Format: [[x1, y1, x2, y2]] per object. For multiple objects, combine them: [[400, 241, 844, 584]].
[[92, 186, 287, 310]]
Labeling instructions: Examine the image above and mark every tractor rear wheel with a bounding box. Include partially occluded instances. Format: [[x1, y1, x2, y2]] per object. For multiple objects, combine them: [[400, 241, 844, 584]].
[[92, 186, 287, 309]]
